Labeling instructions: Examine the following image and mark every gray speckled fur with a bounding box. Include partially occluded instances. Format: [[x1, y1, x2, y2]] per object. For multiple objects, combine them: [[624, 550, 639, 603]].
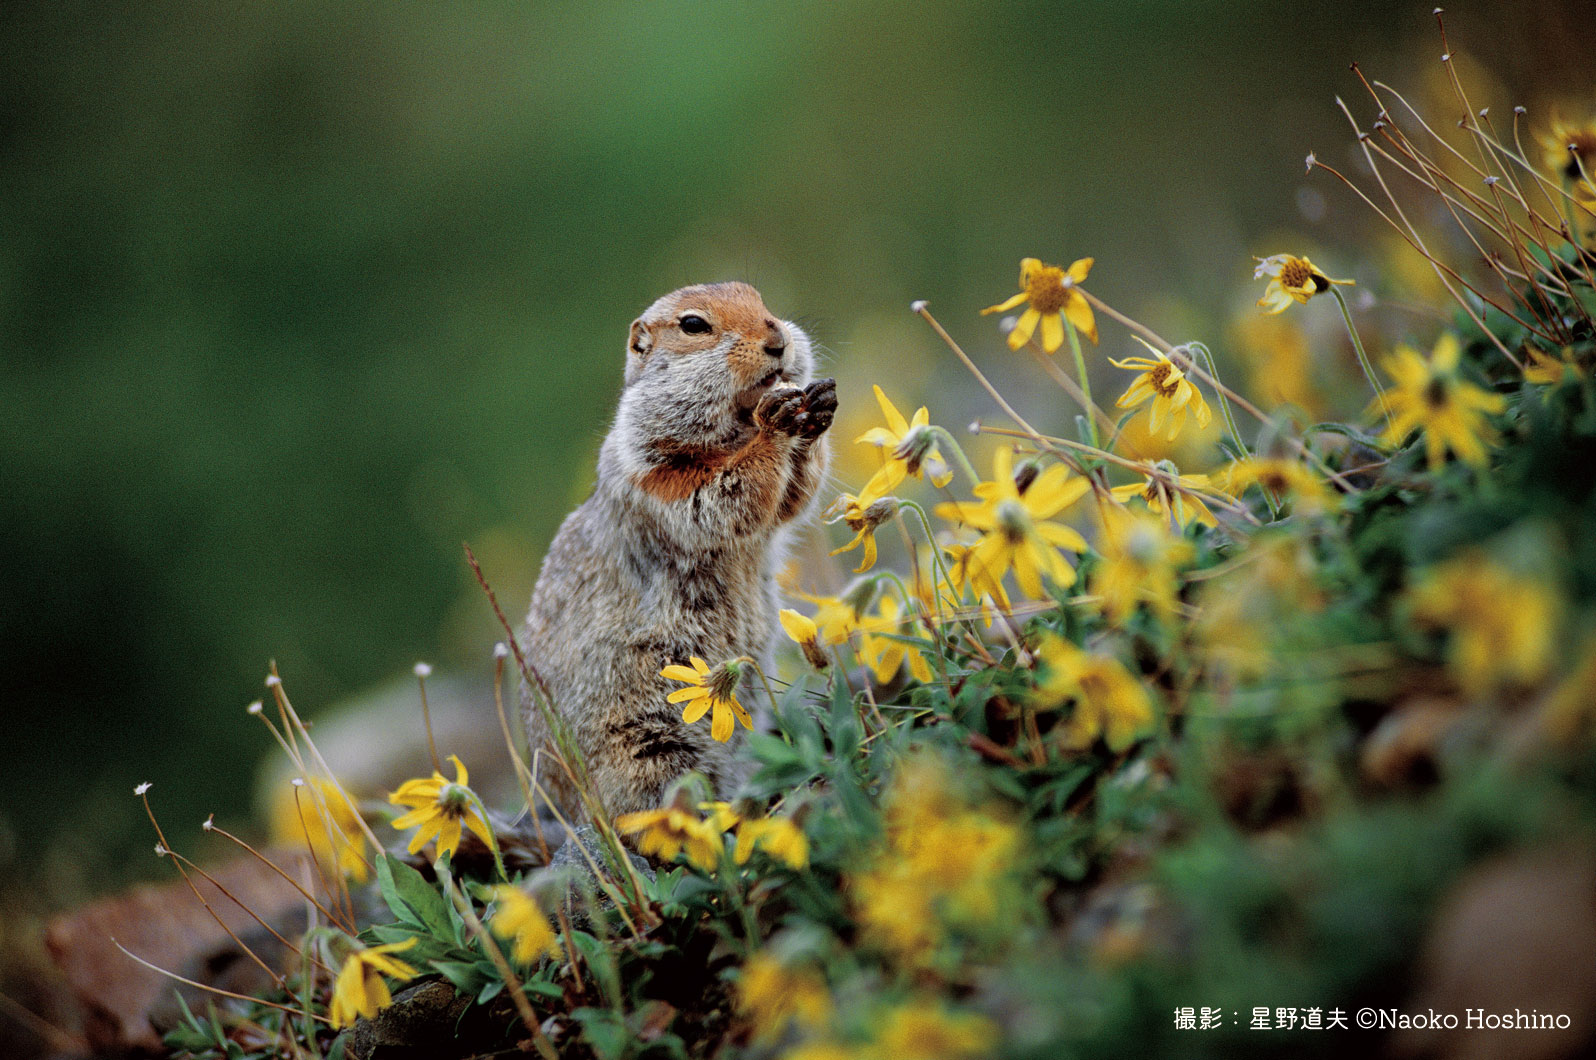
[[520, 283, 832, 823]]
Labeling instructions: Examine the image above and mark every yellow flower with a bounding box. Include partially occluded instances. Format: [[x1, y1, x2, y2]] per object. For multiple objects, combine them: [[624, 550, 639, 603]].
[[1110, 339, 1213, 441], [824, 492, 898, 574], [873, 999, 997, 1060], [1222, 457, 1334, 516], [698, 799, 743, 832], [1193, 535, 1323, 680], [1034, 637, 1154, 752], [1409, 552, 1560, 697], [780, 608, 831, 669], [1234, 312, 1323, 417], [1379, 334, 1505, 470], [982, 256, 1098, 350], [661, 656, 753, 743], [1253, 253, 1354, 313], [489, 885, 559, 964], [857, 595, 935, 685], [856, 386, 954, 499], [615, 805, 724, 871], [934, 448, 1090, 599], [1540, 113, 1596, 182], [1108, 464, 1224, 528], [735, 815, 810, 870], [388, 755, 492, 861], [1541, 633, 1596, 744], [327, 939, 419, 1029], [271, 777, 369, 883], [791, 584, 877, 647], [1091, 506, 1195, 625], [1524, 345, 1583, 386], [738, 952, 831, 1043]]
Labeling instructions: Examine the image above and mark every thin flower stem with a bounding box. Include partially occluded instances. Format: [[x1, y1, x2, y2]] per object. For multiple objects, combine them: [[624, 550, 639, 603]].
[[112, 939, 327, 1023], [1079, 290, 1358, 493], [492, 648, 549, 864], [1565, 176, 1587, 254], [204, 822, 349, 932], [415, 667, 442, 776], [911, 301, 1092, 480], [738, 656, 782, 719], [438, 872, 557, 1060], [459, 789, 509, 882], [1328, 288, 1391, 425], [1188, 341, 1250, 456], [925, 425, 984, 487], [1063, 317, 1101, 448]]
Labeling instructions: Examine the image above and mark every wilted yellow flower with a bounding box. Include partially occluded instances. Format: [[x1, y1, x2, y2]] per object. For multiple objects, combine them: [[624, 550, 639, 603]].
[[1222, 457, 1334, 516], [662, 656, 753, 743], [272, 777, 369, 883], [1253, 253, 1354, 313], [1091, 506, 1195, 625], [1109, 463, 1224, 528], [1409, 553, 1560, 697], [1540, 114, 1596, 182], [824, 492, 898, 574], [858, 595, 935, 685], [489, 885, 559, 964], [935, 448, 1090, 599], [388, 755, 492, 861], [615, 805, 724, 871], [1380, 334, 1505, 470], [856, 386, 953, 499], [873, 998, 998, 1060], [738, 952, 831, 1043], [780, 608, 830, 669], [1110, 339, 1213, 441], [1034, 637, 1154, 752], [735, 815, 810, 870], [328, 939, 418, 1029], [983, 256, 1098, 350]]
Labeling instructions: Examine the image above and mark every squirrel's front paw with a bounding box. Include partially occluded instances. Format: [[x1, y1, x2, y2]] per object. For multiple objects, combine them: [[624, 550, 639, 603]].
[[755, 378, 836, 440]]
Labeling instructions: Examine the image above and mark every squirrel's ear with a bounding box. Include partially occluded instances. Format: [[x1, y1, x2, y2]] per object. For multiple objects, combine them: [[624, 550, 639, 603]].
[[625, 318, 653, 385], [628, 318, 653, 358]]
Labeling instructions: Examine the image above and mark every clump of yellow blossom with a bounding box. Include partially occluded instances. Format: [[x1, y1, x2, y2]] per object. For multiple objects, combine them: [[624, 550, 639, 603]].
[[856, 386, 954, 499], [849, 755, 1022, 964], [1222, 457, 1334, 516], [328, 939, 419, 1029], [1193, 535, 1324, 681], [1524, 345, 1583, 387], [662, 656, 754, 743], [615, 803, 724, 871], [738, 952, 832, 1043], [1408, 551, 1560, 697], [1253, 253, 1354, 313], [1110, 338, 1214, 441], [388, 755, 493, 861], [1378, 334, 1505, 470], [735, 813, 810, 870], [1091, 506, 1195, 625], [873, 997, 998, 1060], [1034, 636, 1155, 752], [271, 776, 370, 883], [488, 884, 559, 964], [1541, 633, 1596, 744], [935, 447, 1089, 599], [1109, 462, 1225, 529], [982, 256, 1098, 350]]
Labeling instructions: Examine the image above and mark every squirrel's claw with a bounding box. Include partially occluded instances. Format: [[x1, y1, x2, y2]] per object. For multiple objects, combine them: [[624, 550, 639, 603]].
[[755, 378, 836, 440]]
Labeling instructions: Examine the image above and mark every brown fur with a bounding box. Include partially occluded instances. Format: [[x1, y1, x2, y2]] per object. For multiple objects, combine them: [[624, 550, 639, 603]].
[[520, 282, 835, 823]]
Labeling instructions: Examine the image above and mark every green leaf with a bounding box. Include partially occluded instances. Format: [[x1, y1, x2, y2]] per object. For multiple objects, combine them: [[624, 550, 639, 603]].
[[377, 853, 453, 939], [570, 1007, 630, 1060], [431, 959, 488, 997]]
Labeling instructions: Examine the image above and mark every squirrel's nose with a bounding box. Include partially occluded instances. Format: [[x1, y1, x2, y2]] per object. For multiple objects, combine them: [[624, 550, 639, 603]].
[[763, 319, 787, 359]]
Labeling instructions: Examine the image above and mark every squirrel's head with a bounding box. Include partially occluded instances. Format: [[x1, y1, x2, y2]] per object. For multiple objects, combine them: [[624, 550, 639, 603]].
[[622, 282, 812, 422]]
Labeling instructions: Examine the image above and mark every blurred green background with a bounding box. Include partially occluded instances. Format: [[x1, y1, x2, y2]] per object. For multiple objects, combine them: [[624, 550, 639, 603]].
[[0, 0, 1584, 911]]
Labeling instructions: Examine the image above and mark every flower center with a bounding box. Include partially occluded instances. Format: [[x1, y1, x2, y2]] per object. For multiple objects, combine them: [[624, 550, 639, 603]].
[[1148, 362, 1182, 398], [708, 662, 743, 701], [996, 498, 1032, 544], [1563, 130, 1596, 179], [1278, 258, 1314, 290], [1423, 376, 1451, 410], [438, 783, 471, 816], [1025, 266, 1070, 314]]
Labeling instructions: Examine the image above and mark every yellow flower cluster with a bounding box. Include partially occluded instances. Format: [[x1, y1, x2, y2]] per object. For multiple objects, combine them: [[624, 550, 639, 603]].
[[328, 939, 418, 1029], [1408, 552, 1560, 697], [1034, 636, 1154, 752], [388, 755, 493, 862], [848, 756, 1022, 964]]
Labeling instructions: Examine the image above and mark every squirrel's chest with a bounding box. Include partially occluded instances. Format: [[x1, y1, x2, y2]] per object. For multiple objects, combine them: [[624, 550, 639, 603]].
[[623, 537, 775, 641]]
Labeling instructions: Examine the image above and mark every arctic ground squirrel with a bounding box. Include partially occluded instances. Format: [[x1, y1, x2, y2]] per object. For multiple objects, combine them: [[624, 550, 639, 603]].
[[520, 281, 835, 826]]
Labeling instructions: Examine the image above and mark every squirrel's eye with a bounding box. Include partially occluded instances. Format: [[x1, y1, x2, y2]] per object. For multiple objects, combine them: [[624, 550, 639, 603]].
[[679, 314, 711, 335]]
